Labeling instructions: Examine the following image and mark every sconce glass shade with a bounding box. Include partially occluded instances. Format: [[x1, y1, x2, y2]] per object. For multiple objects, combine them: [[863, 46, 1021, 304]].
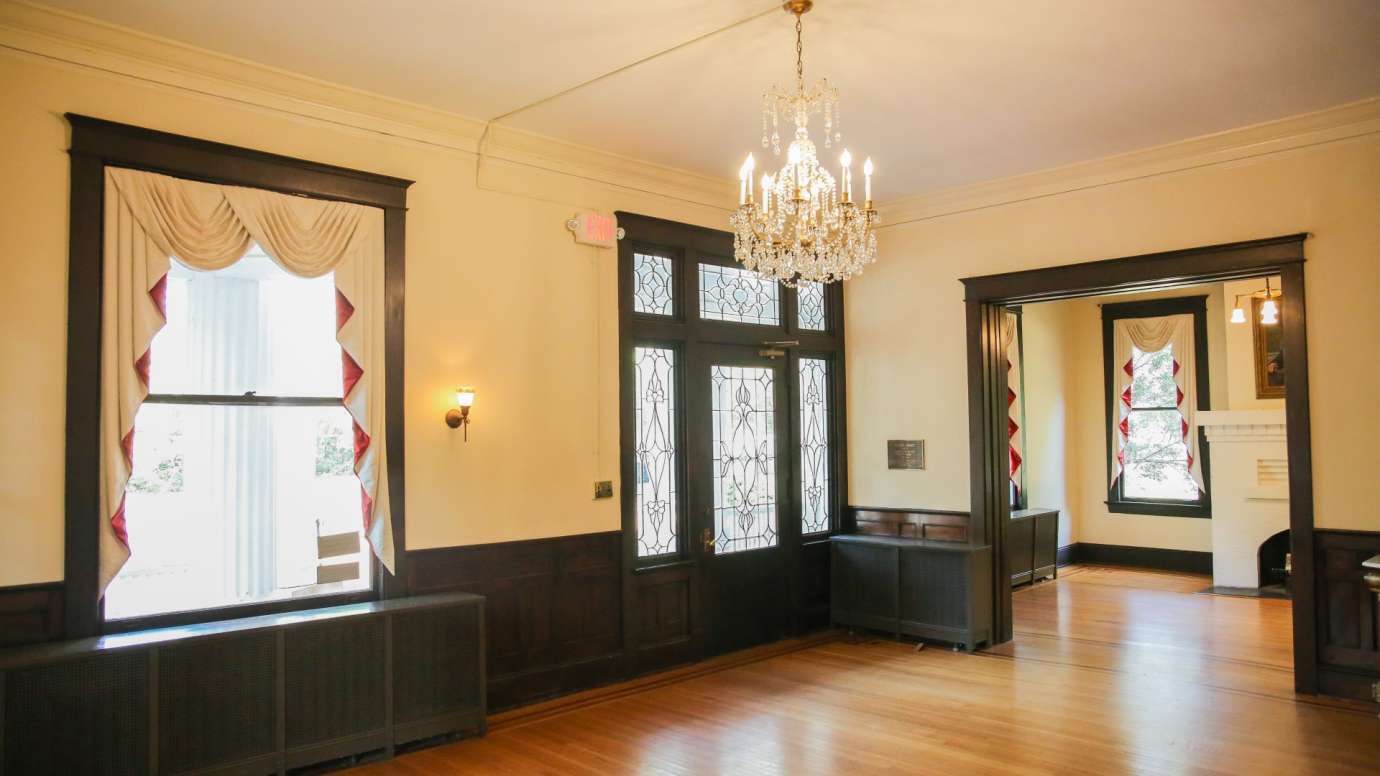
[[1260, 299, 1279, 325], [1230, 307, 1247, 324], [455, 386, 476, 408]]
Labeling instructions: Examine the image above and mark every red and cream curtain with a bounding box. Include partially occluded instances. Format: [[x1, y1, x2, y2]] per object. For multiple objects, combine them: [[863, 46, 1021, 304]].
[[1001, 310, 1023, 497], [98, 167, 393, 596], [1108, 313, 1205, 492]]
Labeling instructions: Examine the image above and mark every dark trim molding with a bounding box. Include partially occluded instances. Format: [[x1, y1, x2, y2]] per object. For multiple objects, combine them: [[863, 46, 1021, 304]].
[[62, 115, 413, 637], [1060, 543, 1213, 575], [960, 233, 1321, 695]]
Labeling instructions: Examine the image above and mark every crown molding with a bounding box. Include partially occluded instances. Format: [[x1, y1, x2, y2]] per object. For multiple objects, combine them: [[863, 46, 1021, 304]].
[[877, 97, 1380, 228], [0, 0, 738, 210], [4, 0, 1376, 223]]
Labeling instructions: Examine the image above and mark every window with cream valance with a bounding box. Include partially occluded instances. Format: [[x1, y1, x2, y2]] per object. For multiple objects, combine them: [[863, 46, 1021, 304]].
[[1102, 296, 1211, 517], [98, 167, 394, 604]]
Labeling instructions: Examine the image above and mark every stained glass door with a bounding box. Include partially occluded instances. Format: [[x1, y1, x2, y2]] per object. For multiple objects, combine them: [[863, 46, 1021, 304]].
[[691, 344, 791, 656]]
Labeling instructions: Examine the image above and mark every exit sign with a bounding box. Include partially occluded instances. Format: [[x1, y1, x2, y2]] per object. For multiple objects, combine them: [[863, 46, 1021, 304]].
[[566, 212, 622, 248]]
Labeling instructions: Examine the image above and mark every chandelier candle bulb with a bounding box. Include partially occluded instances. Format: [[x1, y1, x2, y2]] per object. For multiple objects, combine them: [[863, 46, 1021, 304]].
[[864, 157, 873, 206]]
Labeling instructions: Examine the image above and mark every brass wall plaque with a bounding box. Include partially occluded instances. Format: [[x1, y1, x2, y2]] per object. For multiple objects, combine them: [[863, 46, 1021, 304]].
[[887, 439, 925, 470]]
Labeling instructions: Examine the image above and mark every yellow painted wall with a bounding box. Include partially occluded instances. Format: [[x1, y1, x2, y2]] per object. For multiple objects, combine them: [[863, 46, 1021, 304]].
[[0, 50, 732, 586], [847, 133, 1380, 538]]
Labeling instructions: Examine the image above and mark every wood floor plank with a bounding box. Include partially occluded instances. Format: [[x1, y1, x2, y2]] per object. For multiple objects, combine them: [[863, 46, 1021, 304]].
[[351, 565, 1379, 775]]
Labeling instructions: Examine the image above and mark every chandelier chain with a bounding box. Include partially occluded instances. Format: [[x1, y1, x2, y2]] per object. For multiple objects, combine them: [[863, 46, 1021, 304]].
[[795, 15, 804, 95]]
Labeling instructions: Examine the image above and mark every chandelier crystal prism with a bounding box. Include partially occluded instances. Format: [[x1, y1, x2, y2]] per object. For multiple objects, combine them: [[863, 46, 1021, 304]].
[[730, 0, 878, 286]]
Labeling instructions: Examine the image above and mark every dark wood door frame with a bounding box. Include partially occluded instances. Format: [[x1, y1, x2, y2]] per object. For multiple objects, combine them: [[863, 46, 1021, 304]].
[[960, 234, 1319, 693], [614, 212, 848, 677]]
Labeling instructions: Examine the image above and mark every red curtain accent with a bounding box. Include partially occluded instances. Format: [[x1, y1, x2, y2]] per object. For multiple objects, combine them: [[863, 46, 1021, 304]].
[[335, 288, 355, 331], [110, 496, 129, 546], [342, 353, 364, 399]]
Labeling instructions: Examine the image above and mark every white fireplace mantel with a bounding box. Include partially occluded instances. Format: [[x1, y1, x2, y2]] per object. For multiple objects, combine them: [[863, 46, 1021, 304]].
[[1198, 409, 1289, 588], [1199, 410, 1287, 443]]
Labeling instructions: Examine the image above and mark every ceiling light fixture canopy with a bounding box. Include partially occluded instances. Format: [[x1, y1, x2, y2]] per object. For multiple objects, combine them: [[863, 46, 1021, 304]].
[[730, 0, 878, 286]]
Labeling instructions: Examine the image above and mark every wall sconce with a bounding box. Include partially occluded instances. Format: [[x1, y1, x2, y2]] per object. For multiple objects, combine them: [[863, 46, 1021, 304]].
[[1230, 277, 1280, 326], [445, 386, 476, 441]]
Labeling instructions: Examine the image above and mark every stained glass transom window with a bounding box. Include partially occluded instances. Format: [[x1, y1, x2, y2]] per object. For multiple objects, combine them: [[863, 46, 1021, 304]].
[[633, 253, 674, 316], [635, 346, 678, 557], [711, 365, 778, 553], [797, 282, 826, 331], [699, 263, 780, 325], [799, 358, 831, 534]]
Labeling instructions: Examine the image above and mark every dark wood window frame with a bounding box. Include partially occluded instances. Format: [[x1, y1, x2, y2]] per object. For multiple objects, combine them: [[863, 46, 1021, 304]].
[[962, 234, 1321, 694], [62, 114, 413, 637], [1100, 295, 1213, 519]]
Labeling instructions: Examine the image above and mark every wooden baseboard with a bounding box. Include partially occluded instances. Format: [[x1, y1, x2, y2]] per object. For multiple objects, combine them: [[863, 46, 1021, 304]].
[[1057, 543, 1212, 574], [488, 630, 841, 733]]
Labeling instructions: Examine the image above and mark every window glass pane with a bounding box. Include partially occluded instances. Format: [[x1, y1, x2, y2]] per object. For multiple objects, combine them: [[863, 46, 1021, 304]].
[[104, 403, 370, 620], [797, 282, 826, 331], [634, 347, 678, 558], [699, 263, 780, 325], [712, 365, 778, 553], [1123, 409, 1198, 500], [149, 247, 342, 398], [632, 252, 674, 316], [1130, 344, 1177, 408], [799, 358, 830, 534]]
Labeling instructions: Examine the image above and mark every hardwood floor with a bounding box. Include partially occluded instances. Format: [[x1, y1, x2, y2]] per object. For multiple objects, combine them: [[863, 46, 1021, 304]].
[[352, 566, 1379, 775]]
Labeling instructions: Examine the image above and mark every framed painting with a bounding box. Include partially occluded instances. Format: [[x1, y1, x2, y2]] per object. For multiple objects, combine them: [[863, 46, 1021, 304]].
[[1252, 296, 1285, 398]]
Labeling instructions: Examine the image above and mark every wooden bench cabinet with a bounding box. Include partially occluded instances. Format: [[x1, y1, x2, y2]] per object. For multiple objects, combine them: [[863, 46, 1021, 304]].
[[1008, 508, 1060, 587], [830, 534, 992, 651]]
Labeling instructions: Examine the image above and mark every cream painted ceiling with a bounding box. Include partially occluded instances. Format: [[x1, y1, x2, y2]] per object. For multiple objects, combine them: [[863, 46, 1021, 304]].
[[40, 0, 1380, 198]]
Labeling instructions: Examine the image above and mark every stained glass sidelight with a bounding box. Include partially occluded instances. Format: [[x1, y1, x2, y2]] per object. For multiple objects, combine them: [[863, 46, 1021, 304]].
[[633, 253, 674, 316], [797, 282, 826, 331], [634, 347, 678, 557], [798, 358, 831, 534], [699, 263, 780, 325], [711, 365, 779, 553]]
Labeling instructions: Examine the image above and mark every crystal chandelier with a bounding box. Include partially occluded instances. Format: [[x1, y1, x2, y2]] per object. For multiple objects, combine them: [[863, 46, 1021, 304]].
[[730, 0, 878, 286]]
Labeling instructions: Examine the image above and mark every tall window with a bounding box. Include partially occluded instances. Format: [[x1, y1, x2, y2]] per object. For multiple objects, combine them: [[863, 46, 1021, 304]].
[[1102, 297, 1211, 518], [103, 248, 371, 620]]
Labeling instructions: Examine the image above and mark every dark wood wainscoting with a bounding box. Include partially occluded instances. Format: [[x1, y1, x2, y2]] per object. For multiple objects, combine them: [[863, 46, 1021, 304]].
[[0, 581, 63, 647], [406, 532, 623, 711], [1314, 529, 1380, 702]]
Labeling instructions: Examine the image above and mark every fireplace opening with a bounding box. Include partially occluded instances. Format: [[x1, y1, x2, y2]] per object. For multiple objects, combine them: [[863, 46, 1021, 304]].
[[1258, 529, 1291, 595]]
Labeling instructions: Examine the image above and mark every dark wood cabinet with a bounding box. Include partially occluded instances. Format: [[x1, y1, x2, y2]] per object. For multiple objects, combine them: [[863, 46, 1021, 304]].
[[830, 535, 992, 651], [1009, 508, 1059, 587]]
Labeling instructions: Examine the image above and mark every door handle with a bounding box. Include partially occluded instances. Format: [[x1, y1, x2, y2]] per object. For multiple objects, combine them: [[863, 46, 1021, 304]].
[[702, 526, 715, 554]]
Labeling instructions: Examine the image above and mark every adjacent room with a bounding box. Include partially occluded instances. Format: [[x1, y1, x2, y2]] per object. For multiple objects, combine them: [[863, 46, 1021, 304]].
[[1, 1, 1378, 774]]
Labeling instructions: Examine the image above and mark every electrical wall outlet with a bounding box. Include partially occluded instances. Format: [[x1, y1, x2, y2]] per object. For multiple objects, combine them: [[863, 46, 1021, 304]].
[[594, 480, 614, 499]]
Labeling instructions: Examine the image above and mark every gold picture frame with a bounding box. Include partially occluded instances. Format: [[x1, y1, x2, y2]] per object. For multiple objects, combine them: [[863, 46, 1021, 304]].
[[1252, 296, 1285, 399]]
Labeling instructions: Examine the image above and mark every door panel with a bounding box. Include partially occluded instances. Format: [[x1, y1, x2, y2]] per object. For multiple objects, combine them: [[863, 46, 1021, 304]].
[[693, 346, 790, 656]]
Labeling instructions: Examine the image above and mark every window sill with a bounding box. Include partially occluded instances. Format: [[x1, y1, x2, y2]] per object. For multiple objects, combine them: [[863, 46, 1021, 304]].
[[1105, 500, 1212, 519], [102, 588, 378, 635]]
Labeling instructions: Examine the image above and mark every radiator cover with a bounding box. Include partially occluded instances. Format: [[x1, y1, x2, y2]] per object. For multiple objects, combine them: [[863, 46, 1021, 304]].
[[0, 592, 484, 775]]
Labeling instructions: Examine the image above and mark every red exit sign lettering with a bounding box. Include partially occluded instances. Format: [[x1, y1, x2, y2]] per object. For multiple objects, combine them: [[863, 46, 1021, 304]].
[[566, 212, 621, 248]]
